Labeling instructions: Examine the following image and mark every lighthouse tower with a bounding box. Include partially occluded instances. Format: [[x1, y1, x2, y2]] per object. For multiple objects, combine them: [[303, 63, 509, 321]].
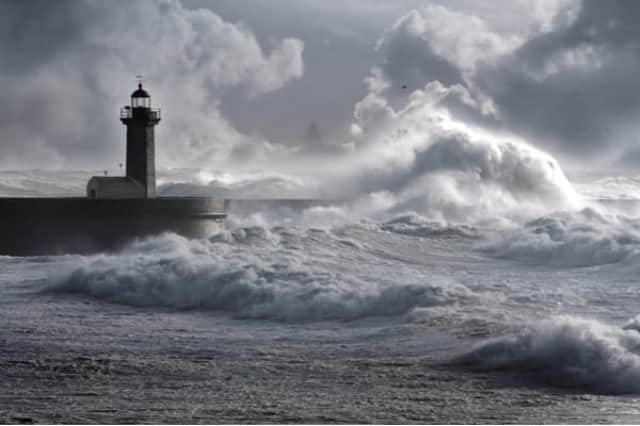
[[121, 83, 161, 198], [87, 83, 162, 199]]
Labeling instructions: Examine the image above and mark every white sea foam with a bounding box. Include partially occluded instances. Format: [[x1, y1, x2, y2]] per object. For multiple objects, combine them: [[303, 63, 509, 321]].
[[156, 82, 590, 228], [573, 174, 640, 201], [49, 231, 474, 322], [338, 81, 585, 224], [381, 213, 477, 239], [482, 207, 640, 267], [455, 316, 640, 394]]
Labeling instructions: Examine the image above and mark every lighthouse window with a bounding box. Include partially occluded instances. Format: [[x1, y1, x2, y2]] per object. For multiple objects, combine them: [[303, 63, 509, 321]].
[[132, 97, 150, 108]]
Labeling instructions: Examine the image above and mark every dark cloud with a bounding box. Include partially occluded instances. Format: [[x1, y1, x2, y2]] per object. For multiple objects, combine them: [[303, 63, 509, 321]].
[[475, 0, 640, 159], [0, 0, 87, 73], [0, 0, 304, 169], [374, 1, 640, 164], [5, 0, 640, 173], [0, 1, 116, 167], [0, 0, 536, 171]]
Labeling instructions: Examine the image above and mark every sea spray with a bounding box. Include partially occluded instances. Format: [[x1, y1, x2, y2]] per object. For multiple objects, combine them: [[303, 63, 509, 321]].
[[455, 316, 640, 394], [481, 207, 640, 267]]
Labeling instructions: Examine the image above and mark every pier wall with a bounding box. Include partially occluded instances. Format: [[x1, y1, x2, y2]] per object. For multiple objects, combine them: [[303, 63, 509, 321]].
[[0, 197, 225, 256]]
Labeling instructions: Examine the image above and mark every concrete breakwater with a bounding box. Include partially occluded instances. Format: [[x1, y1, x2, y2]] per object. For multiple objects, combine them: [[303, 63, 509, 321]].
[[0, 197, 225, 256]]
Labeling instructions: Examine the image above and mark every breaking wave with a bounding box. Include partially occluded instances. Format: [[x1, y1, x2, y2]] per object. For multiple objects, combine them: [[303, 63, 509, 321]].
[[381, 213, 477, 239], [152, 82, 593, 227], [455, 316, 640, 394], [573, 175, 640, 202], [48, 231, 474, 322], [371, 133, 581, 223], [341, 81, 584, 224], [482, 207, 640, 267]]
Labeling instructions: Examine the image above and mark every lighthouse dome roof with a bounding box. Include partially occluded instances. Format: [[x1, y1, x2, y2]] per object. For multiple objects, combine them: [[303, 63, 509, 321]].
[[131, 83, 150, 98]]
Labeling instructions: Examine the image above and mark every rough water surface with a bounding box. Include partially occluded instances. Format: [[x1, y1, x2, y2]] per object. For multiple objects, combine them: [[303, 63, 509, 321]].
[[3, 167, 640, 423]]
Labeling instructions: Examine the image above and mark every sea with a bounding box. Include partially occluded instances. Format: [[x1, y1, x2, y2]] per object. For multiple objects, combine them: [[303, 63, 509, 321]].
[[3, 166, 640, 424]]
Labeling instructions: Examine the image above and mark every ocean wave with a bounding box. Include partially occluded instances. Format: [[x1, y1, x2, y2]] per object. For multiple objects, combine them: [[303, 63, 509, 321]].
[[381, 213, 477, 239], [573, 175, 640, 202], [481, 207, 640, 267], [454, 316, 640, 394], [48, 232, 474, 322], [345, 81, 584, 224]]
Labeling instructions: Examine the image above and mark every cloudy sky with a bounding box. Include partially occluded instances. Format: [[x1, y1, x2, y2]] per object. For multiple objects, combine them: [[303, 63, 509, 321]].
[[1, 0, 639, 175]]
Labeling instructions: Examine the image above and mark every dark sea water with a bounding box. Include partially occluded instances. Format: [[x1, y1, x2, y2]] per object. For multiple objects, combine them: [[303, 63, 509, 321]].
[[3, 170, 640, 423]]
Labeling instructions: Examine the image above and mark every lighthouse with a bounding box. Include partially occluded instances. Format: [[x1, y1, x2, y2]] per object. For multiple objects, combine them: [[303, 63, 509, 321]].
[[122, 83, 161, 198], [0, 81, 225, 255], [87, 83, 161, 199]]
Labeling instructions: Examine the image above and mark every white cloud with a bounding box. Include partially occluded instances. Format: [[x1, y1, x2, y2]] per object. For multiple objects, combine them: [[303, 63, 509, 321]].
[[379, 6, 523, 78], [0, 0, 304, 169], [515, 0, 581, 33]]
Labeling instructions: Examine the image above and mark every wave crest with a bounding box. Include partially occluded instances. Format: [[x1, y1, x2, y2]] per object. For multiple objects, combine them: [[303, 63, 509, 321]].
[[455, 316, 640, 394], [49, 232, 474, 322], [382, 213, 477, 238], [482, 208, 640, 267]]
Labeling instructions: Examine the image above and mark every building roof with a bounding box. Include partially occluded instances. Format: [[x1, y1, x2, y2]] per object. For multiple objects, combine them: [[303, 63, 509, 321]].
[[131, 83, 150, 98]]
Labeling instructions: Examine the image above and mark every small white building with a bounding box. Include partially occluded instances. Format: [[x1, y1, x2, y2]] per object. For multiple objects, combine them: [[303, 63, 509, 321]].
[[87, 177, 145, 199]]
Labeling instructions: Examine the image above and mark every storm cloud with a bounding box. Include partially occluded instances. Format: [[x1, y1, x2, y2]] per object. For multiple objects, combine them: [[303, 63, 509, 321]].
[[3, 0, 640, 173], [373, 0, 640, 167], [0, 0, 304, 169]]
